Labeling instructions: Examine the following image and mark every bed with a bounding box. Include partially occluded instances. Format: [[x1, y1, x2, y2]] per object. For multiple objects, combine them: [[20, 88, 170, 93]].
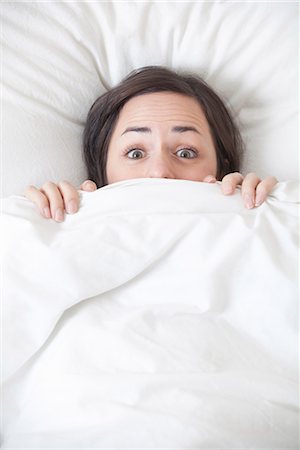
[[1, 2, 299, 448]]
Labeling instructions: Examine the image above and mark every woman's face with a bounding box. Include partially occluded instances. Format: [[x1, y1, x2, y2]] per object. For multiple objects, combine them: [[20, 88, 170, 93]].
[[106, 92, 217, 184]]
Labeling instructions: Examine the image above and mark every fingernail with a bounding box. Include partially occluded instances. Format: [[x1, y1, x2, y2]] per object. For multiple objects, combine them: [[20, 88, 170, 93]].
[[55, 208, 64, 222], [245, 194, 254, 209], [43, 207, 51, 218], [223, 182, 233, 194], [67, 199, 77, 214]]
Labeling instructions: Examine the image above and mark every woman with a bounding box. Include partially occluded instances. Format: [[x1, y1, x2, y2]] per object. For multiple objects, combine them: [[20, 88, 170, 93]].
[[24, 66, 277, 222]]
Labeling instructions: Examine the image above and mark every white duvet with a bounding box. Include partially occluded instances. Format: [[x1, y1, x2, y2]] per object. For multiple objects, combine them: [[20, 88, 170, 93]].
[[2, 179, 299, 448]]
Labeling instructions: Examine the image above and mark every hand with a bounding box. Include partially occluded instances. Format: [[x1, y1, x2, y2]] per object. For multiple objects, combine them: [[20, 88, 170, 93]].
[[203, 172, 278, 209], [23, 180, 97, 222]]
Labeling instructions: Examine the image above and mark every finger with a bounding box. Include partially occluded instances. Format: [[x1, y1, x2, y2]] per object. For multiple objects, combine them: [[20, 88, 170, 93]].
[[40, 181, 65, 222], [221, 172, 244, 195], [254, 176, 278, 207], [57, 180, 79, 215], [202, 175, 217, 183], [240, 173, 261, 209], [79, 180, 97, 192], [23, 185, 52, 219]]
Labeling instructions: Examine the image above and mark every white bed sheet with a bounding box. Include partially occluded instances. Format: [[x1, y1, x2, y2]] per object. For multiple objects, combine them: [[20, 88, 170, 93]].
[[2, 179, 299, 448], [1, 2, 299, 197]]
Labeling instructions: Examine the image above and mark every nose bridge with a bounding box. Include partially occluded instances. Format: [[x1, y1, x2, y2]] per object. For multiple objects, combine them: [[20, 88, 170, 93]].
[[147, 145, 173, 178]]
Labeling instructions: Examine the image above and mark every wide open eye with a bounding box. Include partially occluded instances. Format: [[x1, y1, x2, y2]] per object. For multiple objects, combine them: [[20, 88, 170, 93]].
[[176, 148, 198, 159], [126, 149, 145, 159]]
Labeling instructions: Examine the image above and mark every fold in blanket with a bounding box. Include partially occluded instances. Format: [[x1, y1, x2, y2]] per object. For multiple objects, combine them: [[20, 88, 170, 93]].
[[2, 179, 299, 448]]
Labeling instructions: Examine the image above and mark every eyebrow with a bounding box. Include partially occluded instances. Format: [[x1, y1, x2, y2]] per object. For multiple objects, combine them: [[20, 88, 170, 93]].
[[172, 126, 200, 134], [121, 125, 201, 135], [122, 127, 151, 135]]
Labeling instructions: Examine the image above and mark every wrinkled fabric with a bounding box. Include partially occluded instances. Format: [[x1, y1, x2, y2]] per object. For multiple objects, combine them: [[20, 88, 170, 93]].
[[1, 179, 299, 448], [1, 2, 298, 197]]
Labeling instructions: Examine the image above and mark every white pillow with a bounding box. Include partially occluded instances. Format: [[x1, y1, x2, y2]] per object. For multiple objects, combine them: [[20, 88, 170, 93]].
[[2, 2, 298, 197]]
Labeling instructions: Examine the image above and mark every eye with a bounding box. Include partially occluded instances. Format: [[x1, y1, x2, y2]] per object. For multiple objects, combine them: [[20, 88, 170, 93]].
[[126, 149, 145, 159], [176, 148, 198, 159]]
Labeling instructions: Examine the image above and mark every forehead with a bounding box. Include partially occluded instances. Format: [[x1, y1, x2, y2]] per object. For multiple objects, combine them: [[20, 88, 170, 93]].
[[115, 92, 210, 131]]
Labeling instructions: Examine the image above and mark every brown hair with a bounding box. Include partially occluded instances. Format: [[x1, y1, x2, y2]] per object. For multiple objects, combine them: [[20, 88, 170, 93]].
[[83, 66, 244, 187]]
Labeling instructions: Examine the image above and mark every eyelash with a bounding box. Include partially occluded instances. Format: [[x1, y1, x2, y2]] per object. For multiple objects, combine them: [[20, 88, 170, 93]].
[[176, 147, 199, 158], [123, 146, 199, 158], [122, 146, 144, 157]]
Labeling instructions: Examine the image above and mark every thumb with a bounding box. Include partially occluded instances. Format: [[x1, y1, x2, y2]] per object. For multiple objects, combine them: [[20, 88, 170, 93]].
[[202, 175, 216, 183], [79, 180, 97, 192]]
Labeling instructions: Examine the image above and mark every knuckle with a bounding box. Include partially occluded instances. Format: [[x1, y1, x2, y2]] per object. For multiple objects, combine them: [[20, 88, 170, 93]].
[[256, 177, 277, 195], [42, 180, 56, 190], [222, 174, 234, 182], [223, 172, 243, 182], [245, 172, 260, 183], [58, 180, 72, 189], [23, 185, 36, 195], [256, 180, 267, 189], [58, 182, 78, 203], [266, 176, 278, 185]]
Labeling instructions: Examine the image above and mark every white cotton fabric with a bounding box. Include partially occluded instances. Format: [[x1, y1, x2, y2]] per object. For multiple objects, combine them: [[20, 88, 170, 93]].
[[2, 179, 299, 448], [1, 2, 299, 197]]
